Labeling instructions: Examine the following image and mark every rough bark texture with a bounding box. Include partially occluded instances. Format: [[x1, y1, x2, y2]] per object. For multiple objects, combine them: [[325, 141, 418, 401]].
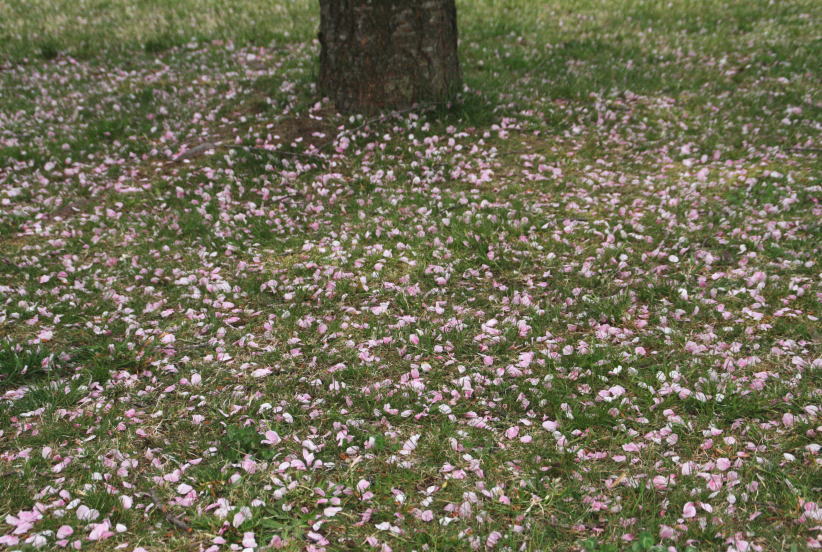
[[318, 0, 461, 113]]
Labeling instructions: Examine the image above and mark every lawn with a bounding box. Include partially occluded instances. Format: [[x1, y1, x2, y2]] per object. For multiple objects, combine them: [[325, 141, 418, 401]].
[[0, 0, 820, 550]]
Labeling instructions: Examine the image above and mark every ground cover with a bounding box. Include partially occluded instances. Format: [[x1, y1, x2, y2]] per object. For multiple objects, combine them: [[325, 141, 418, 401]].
[[0, 1, 820, 550]]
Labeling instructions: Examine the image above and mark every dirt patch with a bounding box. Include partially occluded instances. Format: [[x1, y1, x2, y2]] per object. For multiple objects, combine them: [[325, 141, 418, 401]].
[[169, 107, 340, 165], [267, 109, 338, 151], [46, 197, 96, 222]]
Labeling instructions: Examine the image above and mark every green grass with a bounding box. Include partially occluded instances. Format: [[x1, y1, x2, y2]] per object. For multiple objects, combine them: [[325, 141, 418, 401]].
[[0, 0, 820, 551], [0, 341, 55, 391], [0, 0, 315, 62]]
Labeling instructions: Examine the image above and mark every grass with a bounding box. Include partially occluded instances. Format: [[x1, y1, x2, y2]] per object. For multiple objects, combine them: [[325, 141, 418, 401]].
[[0, 0, 820, 551], [0, 0, 315, 62]]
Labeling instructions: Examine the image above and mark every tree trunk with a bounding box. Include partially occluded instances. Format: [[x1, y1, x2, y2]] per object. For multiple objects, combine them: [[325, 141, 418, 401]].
[[318, 0, 461, 114]]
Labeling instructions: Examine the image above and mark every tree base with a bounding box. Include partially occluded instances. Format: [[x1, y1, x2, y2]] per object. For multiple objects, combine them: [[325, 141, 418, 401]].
[[318, 0, 461, 114]]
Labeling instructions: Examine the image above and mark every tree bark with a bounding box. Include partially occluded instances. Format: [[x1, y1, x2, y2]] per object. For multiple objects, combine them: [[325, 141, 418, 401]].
[[318, 0, 461, 114]]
